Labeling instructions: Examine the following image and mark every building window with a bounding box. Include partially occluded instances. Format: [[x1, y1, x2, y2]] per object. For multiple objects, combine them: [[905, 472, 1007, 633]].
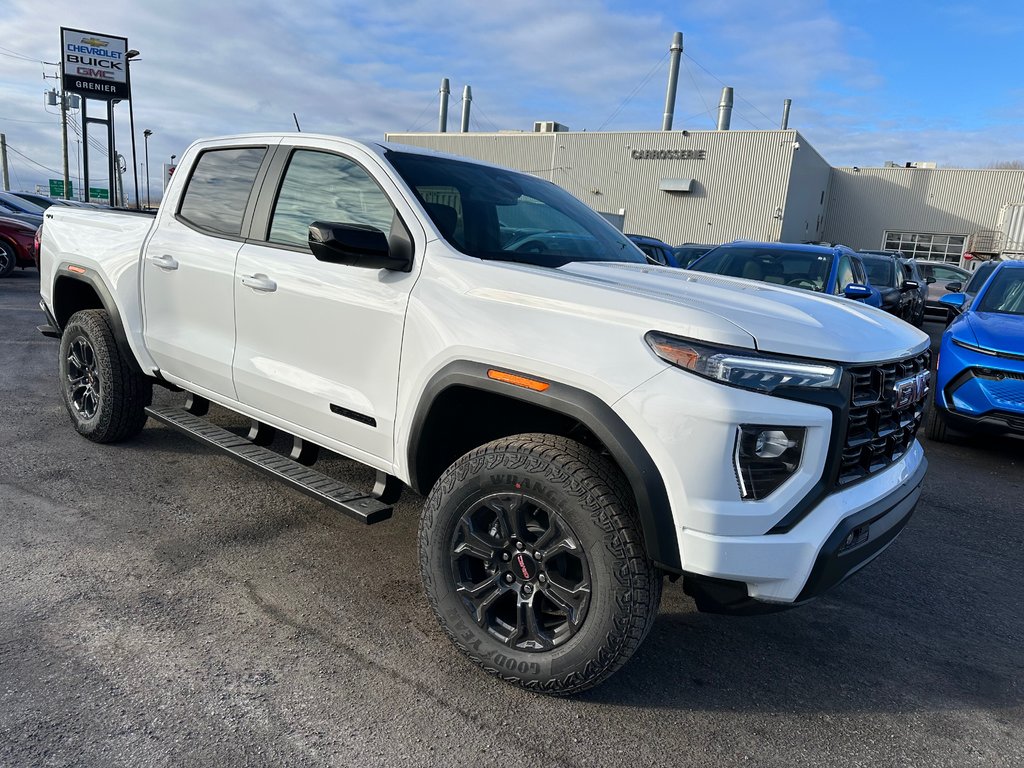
[[882, 231, 966, 263]]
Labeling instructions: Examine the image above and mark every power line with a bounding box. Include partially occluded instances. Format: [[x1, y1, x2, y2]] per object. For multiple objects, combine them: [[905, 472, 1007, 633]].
[[682, 58, 716, 129], [470, 100, 501, 133], [405, 93, 439, 133], [0, 44, 55, 65], [683, 53, 775, 128], [4, 143, 64, 175], [0, 115, 59, 125], [597, 50, 669, 131]]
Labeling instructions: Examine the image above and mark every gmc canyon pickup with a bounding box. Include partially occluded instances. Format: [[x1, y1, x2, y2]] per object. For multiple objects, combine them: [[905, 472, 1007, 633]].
[[38, 133, 930, 694]]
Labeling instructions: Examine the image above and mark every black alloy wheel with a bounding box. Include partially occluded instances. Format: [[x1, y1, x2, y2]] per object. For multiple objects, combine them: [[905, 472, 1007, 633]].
[[0, 241, 16, 277], [66, 336, 101, 420], [420, 433, 662, 694], [450, 492, 592, 652], [58, 309, 151, 443]]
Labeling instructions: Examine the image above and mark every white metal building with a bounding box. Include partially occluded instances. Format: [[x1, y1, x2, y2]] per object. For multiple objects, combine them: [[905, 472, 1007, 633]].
[[386, 127, 1024, 265]]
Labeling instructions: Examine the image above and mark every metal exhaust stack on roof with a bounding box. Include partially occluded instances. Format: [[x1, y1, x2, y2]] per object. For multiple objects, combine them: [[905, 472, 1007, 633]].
[[661, 32, 684, 131], [460, 85, 472, 133], [717, 87, 733, 130], [438, 78, 450, 132], [781, 98, 792, 129]]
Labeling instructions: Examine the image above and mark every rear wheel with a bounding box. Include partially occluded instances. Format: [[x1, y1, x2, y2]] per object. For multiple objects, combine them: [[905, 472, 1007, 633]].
[[59, 309, 152, 443], [419, 434, 662, 695]]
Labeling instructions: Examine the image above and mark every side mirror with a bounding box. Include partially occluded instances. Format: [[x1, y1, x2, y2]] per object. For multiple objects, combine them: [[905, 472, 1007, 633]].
[[939, 293, 966, 310], [843, 283, 873, 300], [903, 280, 920, 291], [945, 281, 963, 293], [307, 221, 411, 271], [925, 277, 936, 285]]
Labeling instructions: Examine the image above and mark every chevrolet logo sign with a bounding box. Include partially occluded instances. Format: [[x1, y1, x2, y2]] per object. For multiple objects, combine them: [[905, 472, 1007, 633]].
[[892, 371, 930, 409], [81, 37, 109, 47]]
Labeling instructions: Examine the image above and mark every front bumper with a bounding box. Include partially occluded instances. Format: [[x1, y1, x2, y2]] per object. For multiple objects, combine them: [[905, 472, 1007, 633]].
[[681, 447, 926, 613], [935, 336, 1024, 435]]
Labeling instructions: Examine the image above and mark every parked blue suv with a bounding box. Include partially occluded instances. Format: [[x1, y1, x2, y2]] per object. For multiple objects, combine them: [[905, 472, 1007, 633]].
[[928, 260, 1024, 441], [689, 241, 883, 308]]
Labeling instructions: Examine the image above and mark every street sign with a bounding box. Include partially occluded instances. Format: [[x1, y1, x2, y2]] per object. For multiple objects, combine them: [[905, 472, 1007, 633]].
[[89, 187, 109, 200], [60, 27, 130, 101], [49, 179, 74, 197]]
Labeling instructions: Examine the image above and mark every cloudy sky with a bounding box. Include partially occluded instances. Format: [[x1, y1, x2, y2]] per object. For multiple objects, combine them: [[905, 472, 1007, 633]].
[[2, 0, 1022, 198]]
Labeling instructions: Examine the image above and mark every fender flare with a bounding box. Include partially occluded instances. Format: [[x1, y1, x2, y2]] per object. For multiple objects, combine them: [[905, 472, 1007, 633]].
[[407, 361, 682, 572], [52, 265, 135, 363]]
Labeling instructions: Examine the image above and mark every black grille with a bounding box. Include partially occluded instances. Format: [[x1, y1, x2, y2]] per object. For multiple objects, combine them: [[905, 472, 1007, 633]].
[[838, 351, 931, 486]]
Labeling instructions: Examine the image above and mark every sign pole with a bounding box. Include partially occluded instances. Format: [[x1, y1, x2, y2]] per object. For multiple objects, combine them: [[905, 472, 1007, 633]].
[[107, 101, 116, 207], [82, 98, 90, 203]]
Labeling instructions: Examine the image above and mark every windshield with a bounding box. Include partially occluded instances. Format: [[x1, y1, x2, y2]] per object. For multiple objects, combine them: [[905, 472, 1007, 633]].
[[689, 246, 834, 291], [673, 245, 712, 267], [965, 262, 997, 294], [861, 257, 896, 288], [975, 269, 1024, 315], [385, 150, 645, 268]]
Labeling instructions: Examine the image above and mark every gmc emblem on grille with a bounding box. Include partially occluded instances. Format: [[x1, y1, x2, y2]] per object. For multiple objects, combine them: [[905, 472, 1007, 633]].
[[892, 371, 930, 408]]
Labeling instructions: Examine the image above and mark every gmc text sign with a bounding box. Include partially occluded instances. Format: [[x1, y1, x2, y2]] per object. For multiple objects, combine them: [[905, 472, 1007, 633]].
[[60, 27, 130, 101]]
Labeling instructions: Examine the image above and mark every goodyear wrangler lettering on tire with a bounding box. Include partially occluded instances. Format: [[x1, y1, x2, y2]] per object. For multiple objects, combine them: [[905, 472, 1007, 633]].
[[420, 433, 662, 695]]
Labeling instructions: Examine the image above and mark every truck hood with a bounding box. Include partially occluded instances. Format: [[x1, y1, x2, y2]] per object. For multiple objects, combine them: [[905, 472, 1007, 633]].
[[558, 262, 929, 364]]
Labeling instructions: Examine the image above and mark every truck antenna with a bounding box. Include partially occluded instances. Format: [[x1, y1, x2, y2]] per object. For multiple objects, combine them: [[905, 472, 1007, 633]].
[[292, 113, 302, 132]]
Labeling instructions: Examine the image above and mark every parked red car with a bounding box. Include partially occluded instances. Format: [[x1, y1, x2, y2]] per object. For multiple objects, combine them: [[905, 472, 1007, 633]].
[[0, 215, 39, 277]]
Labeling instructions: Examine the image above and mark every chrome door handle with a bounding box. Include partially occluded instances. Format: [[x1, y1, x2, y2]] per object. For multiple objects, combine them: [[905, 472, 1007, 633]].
[[240, 273, 277, 292], [149, 253, 179, 270]]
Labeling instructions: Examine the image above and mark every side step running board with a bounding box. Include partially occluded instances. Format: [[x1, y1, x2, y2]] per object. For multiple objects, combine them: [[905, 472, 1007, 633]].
[[145, 405, 393, 525]]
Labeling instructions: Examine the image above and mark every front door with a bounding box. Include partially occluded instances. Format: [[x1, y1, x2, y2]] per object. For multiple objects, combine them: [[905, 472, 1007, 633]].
[[231, 142, 422, 464]]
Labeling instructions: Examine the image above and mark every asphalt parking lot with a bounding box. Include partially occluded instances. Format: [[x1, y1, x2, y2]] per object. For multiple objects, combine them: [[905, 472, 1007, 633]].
[[1, 269, 1022, 768]]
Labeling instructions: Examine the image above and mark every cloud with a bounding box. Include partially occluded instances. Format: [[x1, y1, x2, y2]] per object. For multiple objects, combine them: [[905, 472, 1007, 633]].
[[0, 0, 1020, 197]]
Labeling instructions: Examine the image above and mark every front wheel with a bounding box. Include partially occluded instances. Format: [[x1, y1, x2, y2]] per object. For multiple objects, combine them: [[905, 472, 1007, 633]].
[[58, 309, 152, 443], [419, 434, 662, 695], [0, 240, 16, 278], [926, 404, 951, 442]]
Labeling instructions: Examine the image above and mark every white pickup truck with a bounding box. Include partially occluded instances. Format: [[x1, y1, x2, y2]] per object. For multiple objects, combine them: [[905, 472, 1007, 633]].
[[38, 133, 930, 694]]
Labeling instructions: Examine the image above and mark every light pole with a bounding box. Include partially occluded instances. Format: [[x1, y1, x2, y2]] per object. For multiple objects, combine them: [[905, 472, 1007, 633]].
[[143, 129, 152, 209], [126, 49, 141, 209]]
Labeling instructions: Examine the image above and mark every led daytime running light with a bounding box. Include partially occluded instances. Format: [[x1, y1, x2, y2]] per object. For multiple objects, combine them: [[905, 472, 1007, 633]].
[[646, 332, 841, 393]]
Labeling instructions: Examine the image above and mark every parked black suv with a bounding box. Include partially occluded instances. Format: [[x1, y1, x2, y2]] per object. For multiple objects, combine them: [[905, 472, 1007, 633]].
[[858, 250, 924, 326]]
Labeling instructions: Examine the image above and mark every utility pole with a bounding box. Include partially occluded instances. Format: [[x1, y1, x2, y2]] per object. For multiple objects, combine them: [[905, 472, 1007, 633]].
[[0, 133, 9, 191]]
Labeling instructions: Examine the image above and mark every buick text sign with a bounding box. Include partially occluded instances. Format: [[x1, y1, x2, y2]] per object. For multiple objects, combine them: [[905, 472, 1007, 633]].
[[60, 27, 130, 101]]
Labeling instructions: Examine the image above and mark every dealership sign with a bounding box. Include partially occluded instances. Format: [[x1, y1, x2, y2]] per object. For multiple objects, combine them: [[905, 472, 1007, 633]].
[[60, 27, 130, 101]]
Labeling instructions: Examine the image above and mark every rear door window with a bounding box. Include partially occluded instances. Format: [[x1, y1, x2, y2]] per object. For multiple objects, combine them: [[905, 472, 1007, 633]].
[[178, 147, 267, 237]]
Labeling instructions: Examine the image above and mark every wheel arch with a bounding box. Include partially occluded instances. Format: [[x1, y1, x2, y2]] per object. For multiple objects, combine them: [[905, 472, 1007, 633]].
[[52, 269, 134, 363], [407, 361, 681, 572]]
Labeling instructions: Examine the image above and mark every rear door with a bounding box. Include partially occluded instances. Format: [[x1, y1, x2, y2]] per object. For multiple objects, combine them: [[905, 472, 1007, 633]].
[[231, 139, 424, 464], [142, 141, 275, 397]]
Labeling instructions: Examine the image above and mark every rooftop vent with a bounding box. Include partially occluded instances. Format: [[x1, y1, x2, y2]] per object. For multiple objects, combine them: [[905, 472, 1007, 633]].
[[533, 121, 570, 133]]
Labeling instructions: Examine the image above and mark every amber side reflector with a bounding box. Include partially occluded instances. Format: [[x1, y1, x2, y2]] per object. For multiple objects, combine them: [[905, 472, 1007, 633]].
[[67, 265, 86, 274], [487, 369, 550, 392]]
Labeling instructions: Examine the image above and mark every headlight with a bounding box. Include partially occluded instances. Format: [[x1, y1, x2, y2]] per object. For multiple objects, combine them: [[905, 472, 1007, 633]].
[[645, 332, 842, 394], [951, 338, 997, 356]]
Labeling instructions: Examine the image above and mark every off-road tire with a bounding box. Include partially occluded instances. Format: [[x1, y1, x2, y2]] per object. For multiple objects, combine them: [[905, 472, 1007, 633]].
[[59, 309, 152, 443], [419, 433, 662, 695], [0, 239, 17, 278], [926, 404, 950, 442]]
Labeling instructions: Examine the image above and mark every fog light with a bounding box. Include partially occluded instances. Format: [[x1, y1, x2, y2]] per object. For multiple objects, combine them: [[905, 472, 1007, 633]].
[[735, 425, 806, 500], [754, 429, 796, 458]]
